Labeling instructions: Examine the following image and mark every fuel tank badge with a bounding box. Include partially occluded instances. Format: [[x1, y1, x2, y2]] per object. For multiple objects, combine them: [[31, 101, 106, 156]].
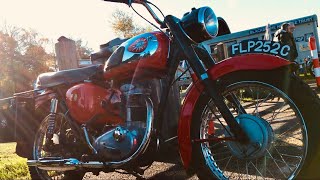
[[128, 37, 148, 53]]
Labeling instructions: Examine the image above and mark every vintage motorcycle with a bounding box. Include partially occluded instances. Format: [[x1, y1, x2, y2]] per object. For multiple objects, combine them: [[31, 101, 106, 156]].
[[1, 0, 320, 179]]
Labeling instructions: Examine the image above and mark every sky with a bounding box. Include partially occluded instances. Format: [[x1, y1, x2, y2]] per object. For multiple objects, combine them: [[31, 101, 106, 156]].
[[0, 0, 319, 52]]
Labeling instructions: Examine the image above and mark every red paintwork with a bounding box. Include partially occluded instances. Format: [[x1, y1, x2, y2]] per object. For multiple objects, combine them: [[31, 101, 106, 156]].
[[178, 54, 291, 170], [207, 120, 215, 135], [66, 83, 123, 124], [208, 54, 291, 80], [178, 83, 203, 169], [104, 32, 170, 82]]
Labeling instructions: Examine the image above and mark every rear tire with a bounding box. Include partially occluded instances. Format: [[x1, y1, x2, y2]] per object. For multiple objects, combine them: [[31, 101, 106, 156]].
[[32, 113, 85, 180], [190, 70, 320, 179]]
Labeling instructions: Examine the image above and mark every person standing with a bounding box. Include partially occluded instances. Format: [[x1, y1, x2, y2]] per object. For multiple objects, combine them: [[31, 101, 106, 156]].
[[273, 22, 298, 61]]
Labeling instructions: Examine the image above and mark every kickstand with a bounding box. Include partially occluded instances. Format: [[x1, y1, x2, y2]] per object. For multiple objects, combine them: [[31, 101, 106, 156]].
[[132, 172, 145, 180], [115, 167, 146, 180]]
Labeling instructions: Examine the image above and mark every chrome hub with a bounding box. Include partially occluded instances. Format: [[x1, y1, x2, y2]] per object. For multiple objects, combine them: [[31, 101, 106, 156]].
[[225, 114, 274, 159]]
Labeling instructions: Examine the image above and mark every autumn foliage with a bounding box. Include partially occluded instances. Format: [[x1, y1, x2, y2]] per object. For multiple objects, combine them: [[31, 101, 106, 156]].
[[111, 9, 153, 38], [0, 26, 55, 97]]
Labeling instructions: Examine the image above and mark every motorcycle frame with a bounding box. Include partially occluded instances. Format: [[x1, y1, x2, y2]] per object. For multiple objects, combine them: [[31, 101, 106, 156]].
[[1, 0, 294, 169]]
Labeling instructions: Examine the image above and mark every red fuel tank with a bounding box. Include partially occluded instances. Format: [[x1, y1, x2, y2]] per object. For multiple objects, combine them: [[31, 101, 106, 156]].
[[65, 83, 123, 124], [104, 31, 169, 82]]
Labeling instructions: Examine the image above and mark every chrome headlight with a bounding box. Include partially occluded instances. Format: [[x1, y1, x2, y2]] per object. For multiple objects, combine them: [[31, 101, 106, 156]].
[[181, 7, 219, 43]]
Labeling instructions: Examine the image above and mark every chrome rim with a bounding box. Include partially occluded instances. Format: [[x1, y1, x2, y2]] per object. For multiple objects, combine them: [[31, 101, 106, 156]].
[[200, 81, 307, 180], [33, 113, 73, 180]]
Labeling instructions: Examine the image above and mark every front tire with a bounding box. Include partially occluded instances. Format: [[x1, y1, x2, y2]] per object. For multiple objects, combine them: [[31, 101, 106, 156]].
[[190, 70, 320, 179]]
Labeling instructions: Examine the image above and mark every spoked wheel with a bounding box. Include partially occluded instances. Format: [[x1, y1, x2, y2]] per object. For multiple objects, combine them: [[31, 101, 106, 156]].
[[32, 113, 85, 180], [190, 73, 320, 179]]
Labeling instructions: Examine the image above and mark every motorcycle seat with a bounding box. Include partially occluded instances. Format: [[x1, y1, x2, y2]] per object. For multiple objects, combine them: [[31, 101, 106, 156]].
[[35, 65, 103, 89]]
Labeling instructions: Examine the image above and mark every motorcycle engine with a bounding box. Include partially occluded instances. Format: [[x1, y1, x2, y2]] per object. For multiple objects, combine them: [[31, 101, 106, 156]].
[[93, 121, 145, 161], [92, 82, 152, 161]]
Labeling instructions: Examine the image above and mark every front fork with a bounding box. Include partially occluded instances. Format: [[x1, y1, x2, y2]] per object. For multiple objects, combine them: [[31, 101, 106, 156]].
[[165, 15, 249, 143], [201, 79, 249, 143]]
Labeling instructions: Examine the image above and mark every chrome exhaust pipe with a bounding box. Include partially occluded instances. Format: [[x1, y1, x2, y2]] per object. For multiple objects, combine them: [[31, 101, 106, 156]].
[[27, 158, 78, 171], [28, 158, 125, 171], [27, 97, 154, 171], [28, 158, 106, 171]]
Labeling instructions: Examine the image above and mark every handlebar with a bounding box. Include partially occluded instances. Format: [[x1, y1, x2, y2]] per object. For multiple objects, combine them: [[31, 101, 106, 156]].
[[103, 0, 145, 5], [103, 0, 165, 27], [103, 0, 130, 4]]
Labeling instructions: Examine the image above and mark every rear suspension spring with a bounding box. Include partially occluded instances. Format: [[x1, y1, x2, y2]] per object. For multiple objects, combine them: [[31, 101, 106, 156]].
[[47, 98, 58, 136]]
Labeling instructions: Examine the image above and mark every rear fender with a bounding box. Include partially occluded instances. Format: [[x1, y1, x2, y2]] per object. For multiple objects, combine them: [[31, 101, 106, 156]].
[[15, 90, 54, 157], [35, 90, 55, 109], [20, 90, 55, 136], [12, 90, 53, 138], [178, 54, 291, 170]]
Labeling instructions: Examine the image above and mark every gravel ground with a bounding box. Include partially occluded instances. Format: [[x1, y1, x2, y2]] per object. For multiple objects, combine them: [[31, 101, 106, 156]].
[[83, 161, 198, 180], [82, 146, 199, 180]]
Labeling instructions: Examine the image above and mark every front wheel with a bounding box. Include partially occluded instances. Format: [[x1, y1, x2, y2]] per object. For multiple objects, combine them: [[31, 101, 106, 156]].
[[191, 71, 320, 179]]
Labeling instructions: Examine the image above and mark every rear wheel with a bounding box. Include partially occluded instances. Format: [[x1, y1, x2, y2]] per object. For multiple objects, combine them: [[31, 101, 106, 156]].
[[32, 113, 85, 180], [191, 71, 320, 179]]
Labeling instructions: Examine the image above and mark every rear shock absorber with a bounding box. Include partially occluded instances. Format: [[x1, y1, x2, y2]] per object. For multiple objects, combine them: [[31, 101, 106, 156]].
[[44, 98, 58, 149]]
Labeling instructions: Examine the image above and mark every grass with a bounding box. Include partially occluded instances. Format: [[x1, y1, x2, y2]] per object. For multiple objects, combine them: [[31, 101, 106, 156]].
[[0, 142, 30, 180]]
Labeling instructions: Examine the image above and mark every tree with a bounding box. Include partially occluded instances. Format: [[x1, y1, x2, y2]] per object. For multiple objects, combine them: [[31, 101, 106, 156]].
[[0, 31, 20, 96], [0, 26, 55, 96], [0, 23, 95, 97], [110, 9, 153, 38], [75, 39, 93, 59]]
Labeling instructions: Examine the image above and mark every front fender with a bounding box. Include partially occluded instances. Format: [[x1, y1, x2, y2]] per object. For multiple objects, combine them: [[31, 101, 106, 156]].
[[178, 54, 291, 170]]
